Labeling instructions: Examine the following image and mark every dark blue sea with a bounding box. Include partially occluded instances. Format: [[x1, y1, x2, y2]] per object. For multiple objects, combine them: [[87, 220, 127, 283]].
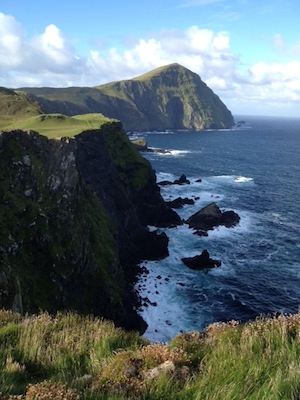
[[133, 115, 300, 343]]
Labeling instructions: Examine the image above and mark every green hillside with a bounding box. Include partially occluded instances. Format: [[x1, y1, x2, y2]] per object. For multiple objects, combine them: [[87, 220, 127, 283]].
[[0, 87, 42, 128], [4, 113, 115, 138]]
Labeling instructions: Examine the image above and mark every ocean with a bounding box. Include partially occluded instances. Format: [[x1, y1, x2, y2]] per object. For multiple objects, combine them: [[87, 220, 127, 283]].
[[134, 115, 300, 343]]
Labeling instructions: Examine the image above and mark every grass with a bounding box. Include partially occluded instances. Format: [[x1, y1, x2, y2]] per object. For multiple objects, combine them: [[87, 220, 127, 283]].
[[1, 310, 300, 399], [101, 122, 151, 193], [1, 113, 115, 138]]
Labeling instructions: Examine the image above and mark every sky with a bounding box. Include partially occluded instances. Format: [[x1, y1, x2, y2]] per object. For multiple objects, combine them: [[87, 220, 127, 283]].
[[0, 0, 300, 117]]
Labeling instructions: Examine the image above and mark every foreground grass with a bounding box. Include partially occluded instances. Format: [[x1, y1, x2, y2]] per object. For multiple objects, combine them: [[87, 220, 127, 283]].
[[1, 310, 300, 399]]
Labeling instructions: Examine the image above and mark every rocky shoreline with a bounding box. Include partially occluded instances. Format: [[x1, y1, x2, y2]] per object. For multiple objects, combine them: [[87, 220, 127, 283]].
[[135, 174, 241, 315]]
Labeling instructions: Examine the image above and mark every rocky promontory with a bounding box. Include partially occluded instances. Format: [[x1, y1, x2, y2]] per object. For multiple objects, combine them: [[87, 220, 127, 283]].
[[20, 63, 234, 132], [0, 122, 180, 333]]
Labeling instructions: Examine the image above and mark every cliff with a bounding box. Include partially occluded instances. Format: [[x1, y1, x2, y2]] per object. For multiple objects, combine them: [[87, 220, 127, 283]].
[[0, 122, 180, 332], [18, 64, 234, 131]]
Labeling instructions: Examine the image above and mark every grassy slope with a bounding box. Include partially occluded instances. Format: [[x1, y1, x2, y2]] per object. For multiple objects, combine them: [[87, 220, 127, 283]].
[[1, 310, 300, 399], [0, 87, 116, 137], [0, 88, 42, 129], [1, 113, 115, 138]]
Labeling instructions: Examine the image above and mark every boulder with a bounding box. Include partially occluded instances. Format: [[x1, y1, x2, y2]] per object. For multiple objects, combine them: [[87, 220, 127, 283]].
[[186, 202, 240, 232], [137, 231, 169, 260], [173, 174, 190, 185], [143, 360, 175, 381], [181, 250, 221, 270], [158, 174, 191, 186], [221, 210, 241, 228], [166, 197, 195, 209]]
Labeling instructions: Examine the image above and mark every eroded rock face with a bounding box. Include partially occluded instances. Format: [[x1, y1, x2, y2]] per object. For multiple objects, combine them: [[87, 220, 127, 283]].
[[0, 123, 180, 332]]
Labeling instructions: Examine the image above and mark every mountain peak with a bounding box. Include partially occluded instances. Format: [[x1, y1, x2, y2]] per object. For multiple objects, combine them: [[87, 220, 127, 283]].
[[97, 63, 234, 130], [132, 63, 186, 81], [12, 64, 234, 131]]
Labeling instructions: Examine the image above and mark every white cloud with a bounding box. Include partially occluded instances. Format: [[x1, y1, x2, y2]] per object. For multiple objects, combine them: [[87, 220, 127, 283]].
[[86, 26, 236, 87], [0, 12, 299, 116], [0, 12, 25, 68]]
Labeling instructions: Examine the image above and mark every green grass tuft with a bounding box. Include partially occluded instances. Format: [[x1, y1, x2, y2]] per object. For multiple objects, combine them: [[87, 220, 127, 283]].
[[1, 311, 300, 398]]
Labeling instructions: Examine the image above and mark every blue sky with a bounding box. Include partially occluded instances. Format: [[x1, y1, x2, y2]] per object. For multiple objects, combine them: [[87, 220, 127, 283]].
[[0, 0, 300, 117]]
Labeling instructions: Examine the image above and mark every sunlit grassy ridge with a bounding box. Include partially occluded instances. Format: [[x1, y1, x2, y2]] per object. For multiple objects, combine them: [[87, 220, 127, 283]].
[[2, 113, 115, 138], [0, 87, 42, 129], [1, 310, 300, 399]]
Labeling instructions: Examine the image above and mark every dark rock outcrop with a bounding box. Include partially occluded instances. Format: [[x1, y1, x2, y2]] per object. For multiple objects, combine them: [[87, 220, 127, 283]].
[[182, 250, 221, 270], [186, 202, 240, 234], [166, 197, 195, 209], [158, 174, 191, 186], [0, 122, 181, 333], [174, 174, 190, 185]]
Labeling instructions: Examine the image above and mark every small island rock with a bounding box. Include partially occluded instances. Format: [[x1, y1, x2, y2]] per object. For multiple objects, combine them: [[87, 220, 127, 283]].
[[181, 250, 221, 270], [186, 202, 240, 232]]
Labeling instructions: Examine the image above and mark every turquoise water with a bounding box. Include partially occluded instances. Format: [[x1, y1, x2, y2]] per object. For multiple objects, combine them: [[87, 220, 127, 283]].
[[134, 116, 300, 342]]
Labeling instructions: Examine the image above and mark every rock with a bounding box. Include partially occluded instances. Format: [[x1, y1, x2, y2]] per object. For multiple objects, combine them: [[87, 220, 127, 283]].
[[221, 210, 241, 228], [181, 250, 221, 270], [157, 180, 173, 186], [186, 202, 240, 232], [173, 174, 190, 185], [130, 138, 148, 151], [24, 189, 33, 197], [158, 174, 191, 186], [143, 360, 175, 381], [166, 197, 195, 209], [137, 231, 169, 260], [22, 155, 31, 167]]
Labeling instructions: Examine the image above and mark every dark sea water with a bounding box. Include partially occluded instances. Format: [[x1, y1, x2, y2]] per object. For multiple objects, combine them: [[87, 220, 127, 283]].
[[134, 116, 300, 343]]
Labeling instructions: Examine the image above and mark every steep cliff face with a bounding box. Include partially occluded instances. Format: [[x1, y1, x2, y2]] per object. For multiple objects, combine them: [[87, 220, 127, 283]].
[[98, 63, 234, 131], [0, 123, 179, 332], [19, 64, 234, 131]]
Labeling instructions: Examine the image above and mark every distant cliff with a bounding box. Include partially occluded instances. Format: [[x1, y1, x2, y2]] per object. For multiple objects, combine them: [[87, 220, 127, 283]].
[[0, 122, 180, 332], [19, 64, 234, 131]]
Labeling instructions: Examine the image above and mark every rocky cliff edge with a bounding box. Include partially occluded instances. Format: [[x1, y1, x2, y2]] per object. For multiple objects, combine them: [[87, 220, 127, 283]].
[[0, 122, 180, 332]]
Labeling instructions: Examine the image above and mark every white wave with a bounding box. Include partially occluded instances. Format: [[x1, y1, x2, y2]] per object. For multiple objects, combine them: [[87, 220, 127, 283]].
[[151, 149, 191, 156], [149, 130, 175, 134], [234, 176, 254, 183], [208, 209, 253, 238], [136, 258, 195, 342], [210, 175, 254, 184], [156, 171, 177, 182]]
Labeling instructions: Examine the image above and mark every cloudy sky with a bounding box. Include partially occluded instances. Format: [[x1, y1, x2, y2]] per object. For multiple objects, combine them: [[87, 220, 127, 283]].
[[0, 0, 300, 117]]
